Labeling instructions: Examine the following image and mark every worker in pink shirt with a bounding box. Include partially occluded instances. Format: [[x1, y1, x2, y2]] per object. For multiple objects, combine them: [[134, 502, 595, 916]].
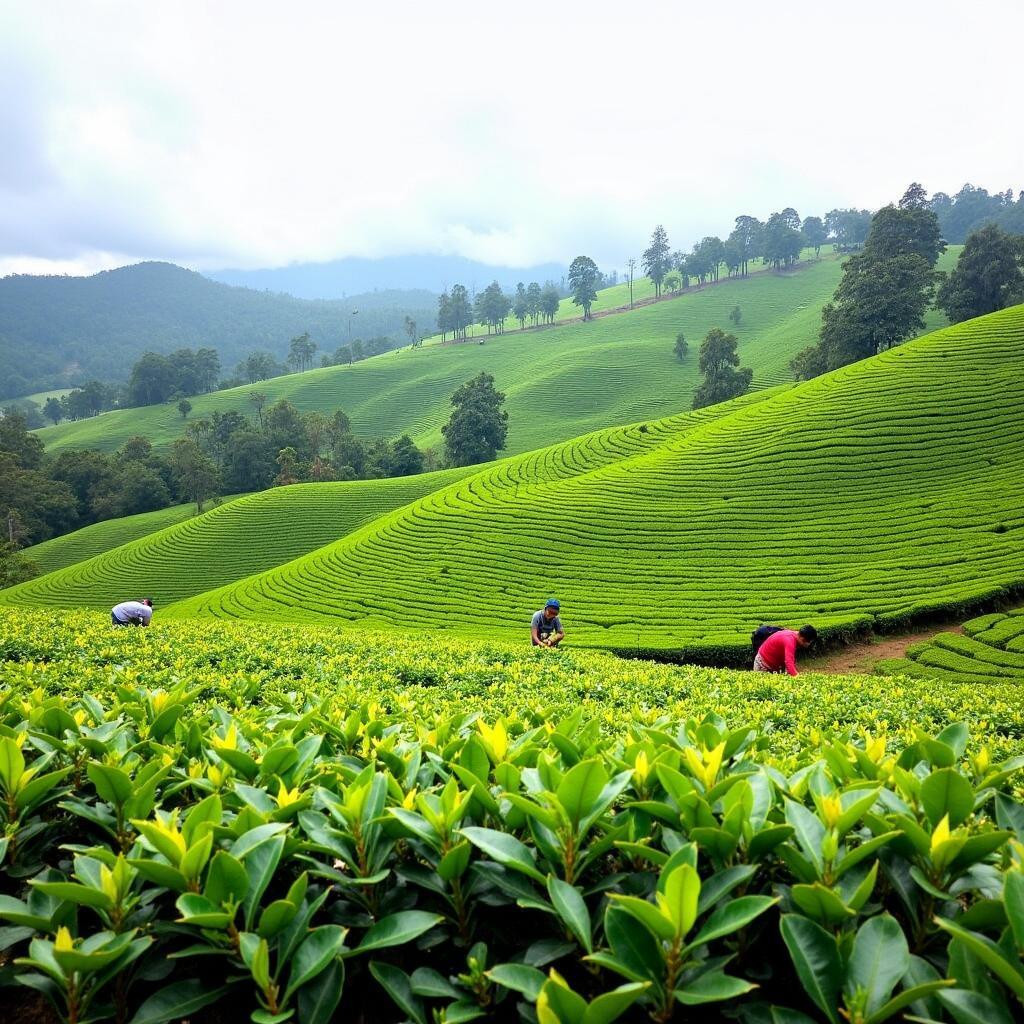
[[753, 624, 817, 676]]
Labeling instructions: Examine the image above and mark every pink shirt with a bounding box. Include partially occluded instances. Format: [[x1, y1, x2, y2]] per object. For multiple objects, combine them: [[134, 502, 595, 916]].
[[758, 629, 799, 675]]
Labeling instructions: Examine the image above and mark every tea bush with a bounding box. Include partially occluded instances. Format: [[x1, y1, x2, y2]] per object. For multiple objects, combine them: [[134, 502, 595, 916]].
[[2, 609, 1024, 1023]]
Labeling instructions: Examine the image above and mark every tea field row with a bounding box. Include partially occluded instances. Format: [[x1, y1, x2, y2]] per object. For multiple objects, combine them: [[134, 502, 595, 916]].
[[877, 608, 1024, 686], [1, 468, 472, 610]]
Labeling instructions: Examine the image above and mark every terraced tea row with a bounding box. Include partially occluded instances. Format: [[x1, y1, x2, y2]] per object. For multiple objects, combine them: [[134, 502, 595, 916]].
[[0, 468, 473, 610], [877, 608, 1024, 685], [169, 306, 1024, 659], [23, 496, 246, 576]]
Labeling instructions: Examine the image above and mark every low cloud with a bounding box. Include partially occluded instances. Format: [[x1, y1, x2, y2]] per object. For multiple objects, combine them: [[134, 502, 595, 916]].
[[2, 0, 1022, 277]]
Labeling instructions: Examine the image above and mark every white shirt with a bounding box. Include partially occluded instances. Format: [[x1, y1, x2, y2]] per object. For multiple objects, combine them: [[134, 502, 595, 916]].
[[112, 601, 152, 625]]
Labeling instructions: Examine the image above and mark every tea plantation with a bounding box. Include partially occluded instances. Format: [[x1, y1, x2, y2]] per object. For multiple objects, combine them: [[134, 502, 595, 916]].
[[2, 609, 1023, 1024], [1, 468, 472, 610], [23, 497, 246, 577], [157, 305, 1024, 661]]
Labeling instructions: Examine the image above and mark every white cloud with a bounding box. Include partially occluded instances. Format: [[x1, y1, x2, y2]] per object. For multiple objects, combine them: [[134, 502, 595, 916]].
[[2, 0, 1022, 276]]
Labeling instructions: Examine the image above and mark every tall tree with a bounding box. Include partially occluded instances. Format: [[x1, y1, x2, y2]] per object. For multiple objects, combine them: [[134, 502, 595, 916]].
[[825, 209, 871, 250], [449, 285, 474, 340], [128, 353, 176, 406], [692, 329, 752, 409], [437, 290, 453, 341], [43, 397, 63, 425], [513, 283, 529, 329], [403, 315, 418, 347], [729, 216, 764, 276], [441, 372, 509, 467], [477, 281, 513, 334], [762, 212, 804, 269], [170, 438, 222, 514], [567, 256, 600, 320], [642, 225, 672, 297], [801, 216, 826, 257], [539, 285, 560, 325], [791, 252, 936, 378], [937, 224, 1024, 323], [287, 332, 317, 372], [249, 391, 267, 429], [526, 282, 542, 326], [865, 184, 945, 267]]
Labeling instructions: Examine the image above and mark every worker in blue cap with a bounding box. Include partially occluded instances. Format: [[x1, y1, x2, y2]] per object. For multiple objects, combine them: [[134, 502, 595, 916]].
[[531, 598, 565, 648]]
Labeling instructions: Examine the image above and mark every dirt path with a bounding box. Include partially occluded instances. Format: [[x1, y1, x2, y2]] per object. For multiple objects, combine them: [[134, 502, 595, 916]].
[[806, 624, 964, 675]]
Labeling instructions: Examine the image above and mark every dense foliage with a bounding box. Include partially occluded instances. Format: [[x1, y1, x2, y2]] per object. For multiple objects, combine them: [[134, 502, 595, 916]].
[[0, 401, 433, 556], [1, 611, 1024, 1024], [691, 329, 752, 410], [0, 262, 436, 400], [936, 225, 1024, 324], [441, 373, 509, 468], [929, 183, 1024, 243], [792, 184, 946, 378]]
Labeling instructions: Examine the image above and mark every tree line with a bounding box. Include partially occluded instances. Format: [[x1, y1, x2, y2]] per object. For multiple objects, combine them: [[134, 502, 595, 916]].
[[436, 282, 563, 340], [929, 183, 1024, 243], [1, 368, 511, 577]]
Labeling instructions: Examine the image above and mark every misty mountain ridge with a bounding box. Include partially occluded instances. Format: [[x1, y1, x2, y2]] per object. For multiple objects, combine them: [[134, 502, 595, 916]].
[[207, 253, 567, 300], [0, 261, 436, 399]]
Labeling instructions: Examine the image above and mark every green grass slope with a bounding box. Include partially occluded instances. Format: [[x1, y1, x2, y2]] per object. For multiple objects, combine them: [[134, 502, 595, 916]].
[[167, 305, 1024, 658], [35, 256, 852, 457], [0, 467, 473, 610], [22, 498, 244, 577]]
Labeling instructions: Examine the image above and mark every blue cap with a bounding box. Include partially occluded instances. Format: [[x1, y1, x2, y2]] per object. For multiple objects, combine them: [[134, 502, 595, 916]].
[[545, 598, 560, 610]]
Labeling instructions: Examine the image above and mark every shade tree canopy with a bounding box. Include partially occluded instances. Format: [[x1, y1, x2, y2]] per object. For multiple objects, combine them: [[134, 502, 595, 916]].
[[692, 328, 752, 409], [937, 223, 1024, 323], [567, 256, 600, 319], [441, 371, 508, 467]]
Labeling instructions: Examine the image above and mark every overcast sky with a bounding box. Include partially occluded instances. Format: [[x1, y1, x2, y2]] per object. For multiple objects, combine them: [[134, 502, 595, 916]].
[[2, 0, 1022, 278]]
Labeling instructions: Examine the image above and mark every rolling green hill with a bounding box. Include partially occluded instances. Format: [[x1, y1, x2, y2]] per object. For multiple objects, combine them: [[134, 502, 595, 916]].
[[0, 467, 472, 610], [33, 255, 847, 457], [161, 304, 1024, 659], [20, 497, 245, 577], [32, 248, 962, 459], [0, 261, 436, 399]]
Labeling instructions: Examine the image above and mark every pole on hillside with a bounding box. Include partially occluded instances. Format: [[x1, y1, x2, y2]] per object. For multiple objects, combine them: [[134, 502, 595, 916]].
[[626, 258, 636, 309]]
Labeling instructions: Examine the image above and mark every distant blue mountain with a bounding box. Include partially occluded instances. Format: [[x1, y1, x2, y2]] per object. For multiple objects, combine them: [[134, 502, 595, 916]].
[[206, 254, 567, 300]]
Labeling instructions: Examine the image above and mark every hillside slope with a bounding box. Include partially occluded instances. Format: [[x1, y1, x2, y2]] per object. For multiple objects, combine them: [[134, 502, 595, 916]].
[[0, 467, 472, 609], [36, 256, 847, 456], [166, 306, 1024, 658], [0, 261, 435, 398], [22, 497, 244, 577]]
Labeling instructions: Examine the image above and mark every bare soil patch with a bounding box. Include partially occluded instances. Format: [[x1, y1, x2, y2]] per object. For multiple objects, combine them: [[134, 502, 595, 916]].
[[807, 624, 964, 675]]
